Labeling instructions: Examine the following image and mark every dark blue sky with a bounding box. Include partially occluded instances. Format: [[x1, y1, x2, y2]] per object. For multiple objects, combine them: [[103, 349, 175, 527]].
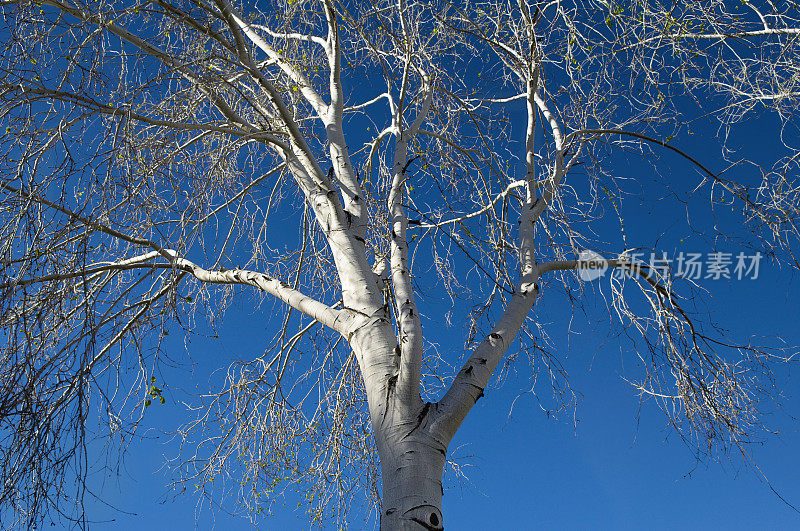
[[15, 4, 796, 527], [86, 260, 800, 529], [84, 114, 800, 528]]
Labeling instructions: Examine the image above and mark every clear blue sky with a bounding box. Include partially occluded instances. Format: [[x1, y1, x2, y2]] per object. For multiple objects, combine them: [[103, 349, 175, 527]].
[[85, 269, 800, 530], [82, 104, 800, 530], [8, 4, 794, 527]]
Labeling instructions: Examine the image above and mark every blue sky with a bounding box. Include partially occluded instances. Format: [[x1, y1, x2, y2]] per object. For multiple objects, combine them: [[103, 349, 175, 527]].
[[83, 111, 800, 529], [4, 3, 799, 529], [86, 263, 800, 530]]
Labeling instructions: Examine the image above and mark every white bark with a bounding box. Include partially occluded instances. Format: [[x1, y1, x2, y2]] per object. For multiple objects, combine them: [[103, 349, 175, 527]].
[[378, 428, 446, 531]]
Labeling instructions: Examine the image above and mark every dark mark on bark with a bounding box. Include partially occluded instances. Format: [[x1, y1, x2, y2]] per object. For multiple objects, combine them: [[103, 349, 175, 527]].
[[409, 402, 431, 434], [410, 516, 441, 531], [408, 505, 443, 531], [386, 373, 398, 399]]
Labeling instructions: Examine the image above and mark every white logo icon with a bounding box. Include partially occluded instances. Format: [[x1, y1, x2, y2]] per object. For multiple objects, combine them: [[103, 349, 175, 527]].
[[577, 250, 607, 281]]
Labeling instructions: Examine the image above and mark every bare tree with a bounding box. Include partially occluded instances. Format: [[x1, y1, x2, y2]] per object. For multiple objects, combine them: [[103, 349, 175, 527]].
[[1, 0, 799, 528]]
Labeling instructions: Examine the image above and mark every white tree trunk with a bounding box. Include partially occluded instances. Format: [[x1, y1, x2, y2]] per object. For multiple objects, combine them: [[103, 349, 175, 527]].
[[347, 317, 446, 530], [377, 412, 446, 531]]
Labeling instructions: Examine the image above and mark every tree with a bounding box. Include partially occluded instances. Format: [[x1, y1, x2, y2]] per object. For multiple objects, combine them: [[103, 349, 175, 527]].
[[1, 0, 799, 528]]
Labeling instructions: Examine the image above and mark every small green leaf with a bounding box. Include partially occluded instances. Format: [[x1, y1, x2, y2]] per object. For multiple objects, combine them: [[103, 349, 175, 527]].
[[145, 399, 151, 408]]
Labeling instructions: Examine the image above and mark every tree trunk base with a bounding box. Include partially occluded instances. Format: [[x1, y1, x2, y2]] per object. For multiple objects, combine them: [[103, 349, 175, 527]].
[[379, 431, 446, 531]]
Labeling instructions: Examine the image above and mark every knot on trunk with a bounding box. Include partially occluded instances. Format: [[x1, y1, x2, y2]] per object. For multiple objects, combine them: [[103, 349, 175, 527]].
[[406, 504, 444, 531]]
